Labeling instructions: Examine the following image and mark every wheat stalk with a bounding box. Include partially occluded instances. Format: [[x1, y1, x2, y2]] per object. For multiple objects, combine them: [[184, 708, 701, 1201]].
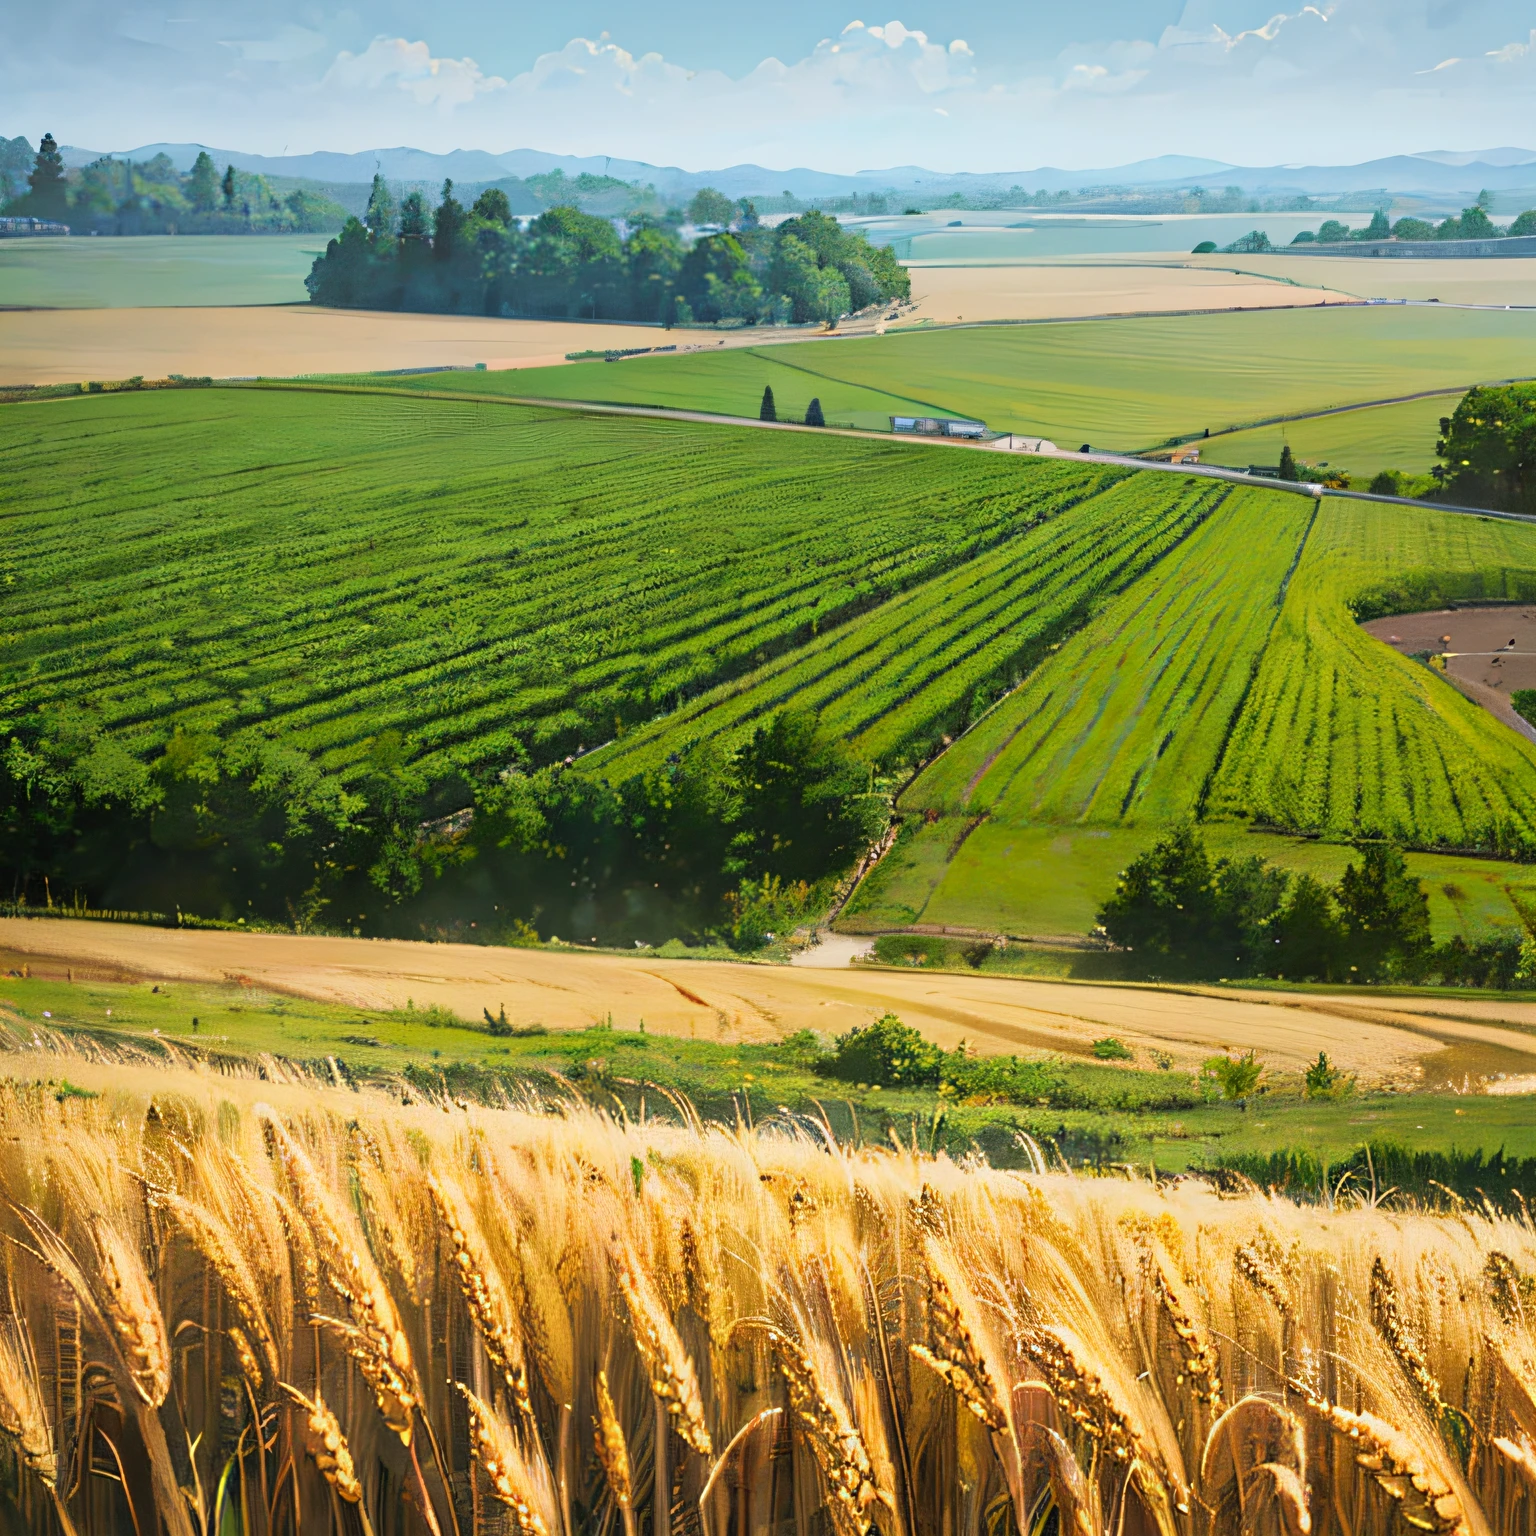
[[459, 1384, 555, 1536], [261, 1108, 419, 1443], [428, 1174, 533, 1417], [1371, 1256, 1449, 1418], [282, 1383, 366, 1503], [1235, 1242, 1293, 1316], [1147, 1246, 1223, 1411], [157, 1190, 280, 1389], [737, 1319, 883, 1536], [593, 1366, 635, 1535], [910, 1248, 1008, 1431], [0, 1320, 55, 1488], [1021, 1325, 1141, 1465], [612, 1248, 712, 1455], [1301, 1390, 1469, 1536], [91, 1218, 171, 1409]]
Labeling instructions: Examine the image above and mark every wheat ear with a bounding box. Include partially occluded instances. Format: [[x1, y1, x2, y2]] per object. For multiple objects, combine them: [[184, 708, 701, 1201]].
[[612, 1249, 712, 1455], [158, 1191, 280, 1389], [1301, 1391, 1468, 1536], [428, 1174, 533, 1417], [1021, 1326, 1141, 1465], [282, 1384, 365, 1504], [1370, 1257, 1449, 1418], [262, 1109, 418, 1443], [737, 1320, 882, 1536], [593, 1367, 637, 1536], [910, 1249, 1007, 1431], [1235, 1243, 1292, 1316], [458, 1384, 554, 1536], [0, 1321, 56, 1488], [1146, 1248, 1222, 1411], [91, 1219, 171, 1409]]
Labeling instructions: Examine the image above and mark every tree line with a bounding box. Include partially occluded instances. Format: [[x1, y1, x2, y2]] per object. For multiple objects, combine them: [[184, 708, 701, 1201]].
[[0, 709, 883, 949], [306, 176, 910, 323], [1293, 201, 1536, 244], [1096, 824, 1527, 987], [1, 133, 346, 233]]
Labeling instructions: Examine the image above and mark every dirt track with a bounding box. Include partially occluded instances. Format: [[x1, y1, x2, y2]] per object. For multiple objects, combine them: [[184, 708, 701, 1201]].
[[6, 918, 1536, 1086]]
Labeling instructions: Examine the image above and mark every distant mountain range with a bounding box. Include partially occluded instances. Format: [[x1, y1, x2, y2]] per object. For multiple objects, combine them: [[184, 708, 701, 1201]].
[[52, 141, 1536, 202]]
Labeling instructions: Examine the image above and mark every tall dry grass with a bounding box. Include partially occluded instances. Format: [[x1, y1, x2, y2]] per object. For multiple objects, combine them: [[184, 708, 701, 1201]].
[[0, 1040, 1530, 1536]]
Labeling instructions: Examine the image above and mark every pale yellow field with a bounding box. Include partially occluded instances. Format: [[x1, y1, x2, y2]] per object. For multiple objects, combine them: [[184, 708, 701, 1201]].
[[898, 260, 1342, 323], [7, 916, 1536, 1085], [1187, 251, 1536, 306], [0, 304, 780, 386]]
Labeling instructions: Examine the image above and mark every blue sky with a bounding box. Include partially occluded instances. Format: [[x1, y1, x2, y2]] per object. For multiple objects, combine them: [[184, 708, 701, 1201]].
[[7, 1, 1536, 170]]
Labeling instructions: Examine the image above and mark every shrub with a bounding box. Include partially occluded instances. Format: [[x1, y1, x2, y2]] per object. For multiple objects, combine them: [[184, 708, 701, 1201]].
[[1303, 1049, 1353, 1099], [1205, 1050, 1263, 1103], [1091, 1036, 1134, 1061], [1191, 241, 1217, 254], [818, 1012, 942, 1087], [1512, 689, 1536, 728]]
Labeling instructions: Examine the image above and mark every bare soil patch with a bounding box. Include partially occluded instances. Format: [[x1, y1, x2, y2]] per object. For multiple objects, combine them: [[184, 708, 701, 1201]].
[[7, 917, 1536, 1086], [1362, 605, 1536, 741]]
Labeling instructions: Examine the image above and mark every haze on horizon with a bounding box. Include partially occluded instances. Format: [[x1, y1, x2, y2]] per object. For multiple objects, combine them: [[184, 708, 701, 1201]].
[[6, 0, 1536, 175]]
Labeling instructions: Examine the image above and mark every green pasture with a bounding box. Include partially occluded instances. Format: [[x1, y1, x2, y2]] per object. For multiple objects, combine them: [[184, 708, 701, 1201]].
[[0, 235, 321, 308], [5, 969, 1536, 1174], [1200, 393, 1455, 477], [843, 821, 1536, 942], [425, 305, 1536, 451]]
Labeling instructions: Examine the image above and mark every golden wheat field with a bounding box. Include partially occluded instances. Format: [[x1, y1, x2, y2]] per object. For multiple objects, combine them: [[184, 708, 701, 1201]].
[[0, 1037, 1534, 1536]]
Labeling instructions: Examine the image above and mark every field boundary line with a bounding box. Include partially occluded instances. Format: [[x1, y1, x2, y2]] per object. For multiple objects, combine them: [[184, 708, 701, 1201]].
[[1184, 376, 1536, 452]]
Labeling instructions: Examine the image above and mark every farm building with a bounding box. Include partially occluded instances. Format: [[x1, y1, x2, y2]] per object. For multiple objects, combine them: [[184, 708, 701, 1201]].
[[891, 415, 988, 438]]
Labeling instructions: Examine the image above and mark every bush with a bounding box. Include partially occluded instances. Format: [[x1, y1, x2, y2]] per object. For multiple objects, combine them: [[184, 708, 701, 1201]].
[[818, 1013, 942, 1087], [1091, 1036, 1134, 1061], [1368, 470, 1402, 495], [1205, 1050, 1263, 1103], [1191, 241, 1217, 254], [1303, 1050, 1353, 1099], [1512, 689, 1536, 728]]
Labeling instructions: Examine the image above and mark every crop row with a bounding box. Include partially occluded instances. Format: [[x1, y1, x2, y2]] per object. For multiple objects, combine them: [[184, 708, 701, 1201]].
[[905, 486, 1317, 824], [2, 388, 1111, 776], [1207, 500, 1536, 848], [589, 472, 1227, 778]]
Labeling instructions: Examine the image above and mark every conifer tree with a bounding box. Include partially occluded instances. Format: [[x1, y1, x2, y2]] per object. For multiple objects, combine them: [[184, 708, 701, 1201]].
[[760, 386, 776, 422], [187, 151, 218, 213], [221, 164, 236, 210], [805, 397, 825, 427], [365, 173, 397, 237], [1278, 443, 1298, 481], [27, 132, 68, 221]]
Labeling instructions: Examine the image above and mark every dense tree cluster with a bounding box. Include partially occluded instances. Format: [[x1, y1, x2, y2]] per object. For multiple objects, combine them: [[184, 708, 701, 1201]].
[[306, 177, 910, 323], [1095, 825, 1523, 986], [1292, 199, 1535, 245], [0, 136, 346, 233], [0, 709, 882, 950], [1435, 385, 1536, 514]]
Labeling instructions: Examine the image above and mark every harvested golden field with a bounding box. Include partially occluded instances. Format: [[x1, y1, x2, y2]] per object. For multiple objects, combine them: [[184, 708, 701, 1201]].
[[0, 1035, 1533, 1534], [6, 918, 1536, 1085], [898, 261, 1343, 323], [0, 305, 762, 387], [1186, 252, 1536, 307]]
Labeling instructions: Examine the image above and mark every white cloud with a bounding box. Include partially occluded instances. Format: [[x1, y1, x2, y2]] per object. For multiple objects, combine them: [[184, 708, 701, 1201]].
[[1418, 56, 1464, 72], [325, 37, 506, 109], [1487, 29, 1536, 61]]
